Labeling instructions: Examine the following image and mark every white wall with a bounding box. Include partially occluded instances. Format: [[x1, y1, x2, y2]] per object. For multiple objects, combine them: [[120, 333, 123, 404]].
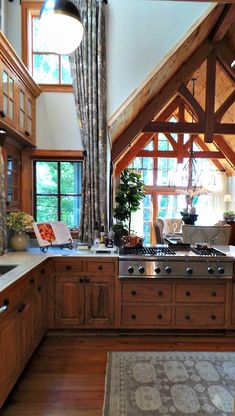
[[4, 0, 210, 151], [106, 0, 210, 117], [36, 93, 83, 150]]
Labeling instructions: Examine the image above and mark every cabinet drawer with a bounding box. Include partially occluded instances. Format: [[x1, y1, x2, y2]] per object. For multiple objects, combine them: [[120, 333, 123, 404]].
[[54, 260, 84, 273], [122, 305, 172, 326], [175, 284, 226, 303], [122, 282, 171, 303], [175, 306, 225, 327], [85, 260, 116, 275]]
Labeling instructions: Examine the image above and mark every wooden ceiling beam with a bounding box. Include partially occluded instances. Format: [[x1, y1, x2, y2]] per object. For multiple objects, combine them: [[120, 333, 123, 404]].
[[213, 136, 235, 170], [178, 84, 205, 121], [204, 50, 217, 143], [143, 121, 235, 135], [114, 133, 154, 177], [215, 90, 235, 122], [194, 135, 226, 172], [137, 150, 224, 159], [111, 40, 213, 162], [210, 4, 235, 43], [215, 41, 235, 82], [177, 101, 185, 163]]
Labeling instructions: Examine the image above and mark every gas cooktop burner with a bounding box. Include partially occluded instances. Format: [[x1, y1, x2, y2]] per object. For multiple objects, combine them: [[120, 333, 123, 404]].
[[192, 246, 226, 257], [121, 246, 176, 256]]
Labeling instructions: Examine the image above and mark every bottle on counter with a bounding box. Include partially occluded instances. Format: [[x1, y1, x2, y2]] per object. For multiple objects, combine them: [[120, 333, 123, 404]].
[[93, 222, 100, 246], [105, 228, 115, 248], [99, 224, 106, 246]]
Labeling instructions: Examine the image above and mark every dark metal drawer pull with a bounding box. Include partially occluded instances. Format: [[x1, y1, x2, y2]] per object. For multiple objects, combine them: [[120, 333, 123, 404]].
[[131, 314, 136, 320], [0, 110, 6, 118], [131, 290, 136, 296], [38, 286, 42, 292], [85, 278, 90, 283], [98, 265, 103, 271], [0, 299, 9, 314], [66, 265, 72, 270], [79, 278, 84, 283], [185, 314, 190, 320], [186, 291, 191, 296], [41, 269, 45, 275], [158, 290, 163, 296], [211, 291, 217, 297], [157, 314, 162, 320], [211, 315, 216, 320], [18, 303, 26, 313], [30, 278, 35, 284]]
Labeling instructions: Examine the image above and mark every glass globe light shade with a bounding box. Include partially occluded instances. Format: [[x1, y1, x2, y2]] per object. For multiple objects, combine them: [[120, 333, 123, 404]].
[[39, 0, 84, 55]]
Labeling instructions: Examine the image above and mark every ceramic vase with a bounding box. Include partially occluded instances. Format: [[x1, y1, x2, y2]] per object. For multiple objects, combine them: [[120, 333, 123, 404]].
[[10, 231, 30, 251]]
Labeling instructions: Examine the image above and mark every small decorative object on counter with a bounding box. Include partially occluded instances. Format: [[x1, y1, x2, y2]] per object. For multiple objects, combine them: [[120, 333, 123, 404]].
[[99, 224, 106, 247], [105, 228, 115, 248], [93, 221, 100, 246], [6, 211, 34, 251]]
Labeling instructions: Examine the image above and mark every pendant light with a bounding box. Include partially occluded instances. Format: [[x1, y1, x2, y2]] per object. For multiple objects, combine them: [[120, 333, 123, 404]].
[[39, 0, 84, 54]]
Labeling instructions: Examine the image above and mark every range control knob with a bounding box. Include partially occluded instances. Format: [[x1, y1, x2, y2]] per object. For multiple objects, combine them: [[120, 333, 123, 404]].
[[186, 267, 193, 275], [218, 267, 225, 275], [208, 267, 214, 274], [128, 266, 134, 274], [155, 267, 161, 274], [165, 266, 172, 274], [139, 266, 145, 274]]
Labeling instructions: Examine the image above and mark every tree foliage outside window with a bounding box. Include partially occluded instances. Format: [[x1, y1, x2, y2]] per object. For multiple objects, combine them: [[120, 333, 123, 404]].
[[34, 161, 82, 228]]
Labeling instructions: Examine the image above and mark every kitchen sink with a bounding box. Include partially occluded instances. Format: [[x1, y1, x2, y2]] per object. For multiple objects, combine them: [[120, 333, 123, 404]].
[[0, 264, 18, 276]]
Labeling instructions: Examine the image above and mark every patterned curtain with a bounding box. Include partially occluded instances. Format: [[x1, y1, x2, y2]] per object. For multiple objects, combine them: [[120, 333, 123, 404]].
[[70, 0, 107, 243]]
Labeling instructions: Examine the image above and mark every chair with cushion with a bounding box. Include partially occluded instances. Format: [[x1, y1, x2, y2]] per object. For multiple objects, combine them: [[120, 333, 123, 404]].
[[182, 224, 231, 245]]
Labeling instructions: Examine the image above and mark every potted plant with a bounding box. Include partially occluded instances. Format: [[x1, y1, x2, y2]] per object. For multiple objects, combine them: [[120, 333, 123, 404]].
[[223, 210, 235, 221], [113, 169, 145, 245], [180, 207, 198, 225], [6, 211, 34, 251]]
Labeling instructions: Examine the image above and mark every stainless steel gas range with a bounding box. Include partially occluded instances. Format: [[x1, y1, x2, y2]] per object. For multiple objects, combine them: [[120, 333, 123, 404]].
[[119, 245, 234, 279]]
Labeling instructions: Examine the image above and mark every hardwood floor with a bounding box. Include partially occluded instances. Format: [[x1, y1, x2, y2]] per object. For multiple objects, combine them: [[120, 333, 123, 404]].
[[2, 333, 235, 415]]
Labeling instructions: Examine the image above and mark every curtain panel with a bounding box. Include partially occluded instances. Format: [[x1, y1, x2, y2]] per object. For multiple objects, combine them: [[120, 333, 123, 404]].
[[70, 0, 107, 243]]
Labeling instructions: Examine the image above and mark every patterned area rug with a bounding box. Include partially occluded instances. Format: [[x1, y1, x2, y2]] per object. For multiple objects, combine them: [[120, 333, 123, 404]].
[[103, 351, 235, 416]]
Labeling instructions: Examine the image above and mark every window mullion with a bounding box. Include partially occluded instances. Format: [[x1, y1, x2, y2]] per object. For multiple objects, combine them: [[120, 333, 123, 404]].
[[58, 161, 61, 221]]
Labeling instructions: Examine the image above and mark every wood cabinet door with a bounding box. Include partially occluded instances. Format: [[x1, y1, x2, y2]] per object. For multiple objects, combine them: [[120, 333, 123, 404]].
[[35, 274, 47, 341], [85, 276, 115, 327], [0, 311, 19, 407], [18, 82, 36, 144], [55, 276, 84, 325], [18, 297, 35, 365], [0, 61, 18, 129]]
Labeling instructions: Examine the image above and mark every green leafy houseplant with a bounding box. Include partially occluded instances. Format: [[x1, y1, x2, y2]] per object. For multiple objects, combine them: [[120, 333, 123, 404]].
[[114, 169, 145, 238]]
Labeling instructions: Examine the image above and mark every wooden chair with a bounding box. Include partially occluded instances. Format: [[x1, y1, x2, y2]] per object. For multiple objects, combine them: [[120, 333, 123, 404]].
[[154, 220, 164, 244]]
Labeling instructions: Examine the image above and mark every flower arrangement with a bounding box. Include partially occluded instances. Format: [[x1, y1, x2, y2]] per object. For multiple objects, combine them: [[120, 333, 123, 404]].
[[6, 211, 34, 233]]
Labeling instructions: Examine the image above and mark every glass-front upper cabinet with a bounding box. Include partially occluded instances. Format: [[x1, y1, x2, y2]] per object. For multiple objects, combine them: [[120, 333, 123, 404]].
[[4, 146, 22, 210], [0, 62, 17, 129], [18, 82, 35, 143]]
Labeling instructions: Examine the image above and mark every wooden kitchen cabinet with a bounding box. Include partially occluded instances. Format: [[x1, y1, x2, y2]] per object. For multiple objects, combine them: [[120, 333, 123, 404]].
[[0, 32, 40, 146], [54, 258, 117, 328], [0, 264, 48, 407], [119, 278, 232, 330]]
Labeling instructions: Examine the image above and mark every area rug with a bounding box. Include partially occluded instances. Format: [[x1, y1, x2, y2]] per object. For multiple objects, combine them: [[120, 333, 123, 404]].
[[103, 351, 235, 416]]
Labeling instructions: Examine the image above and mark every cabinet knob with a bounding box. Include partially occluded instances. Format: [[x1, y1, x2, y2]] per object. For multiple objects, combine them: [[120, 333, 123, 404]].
[[41, 269, 45, 275], [85, 278, 90, 283], [131, 314, 136, 320], [185, 291, 191, 297], [0, 299, 9, 314], [158, 290, 163, 296], [98, 265, 103, 271], [30, 278, 35, 284], [211, 315, 216, 320], [79, 278, 84, 283], [0, 110, 6, 118], [66, 265, 72, 270], [157, 314, 162, 320], [38, 286, 42, 292], [131, 290, 136, 296], [185, 314, 190, 320], [211, 291, 217, 297], [18, 303, 26, 313]]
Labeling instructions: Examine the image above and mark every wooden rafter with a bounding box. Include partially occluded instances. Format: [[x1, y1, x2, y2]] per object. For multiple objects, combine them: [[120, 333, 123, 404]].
[[194, 135, 226, 172], [215, 90, 235, 122], [211, 4, 235, 43], [137, 150, 224, 159], [143, 121, 235, 135], [111, 40, 213, 162], [178, 84, 205, 122], [215, 41, 235, 82], [213, 136, 235, 171], [205, 50, 217, 143]]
